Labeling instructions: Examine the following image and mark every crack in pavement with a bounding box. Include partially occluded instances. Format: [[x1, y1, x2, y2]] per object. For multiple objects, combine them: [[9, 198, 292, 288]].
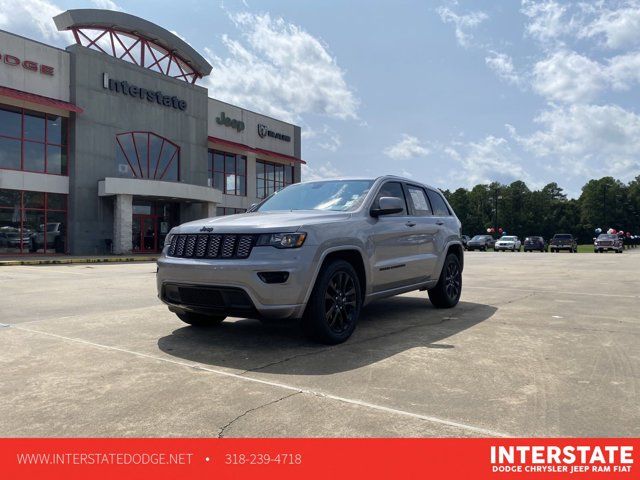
[[217, 392, 301, 438]]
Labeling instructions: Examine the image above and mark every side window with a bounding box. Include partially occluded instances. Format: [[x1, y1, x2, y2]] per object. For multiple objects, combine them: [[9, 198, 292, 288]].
[[373, 181, 407, 216], [426, 190, 450, 216], [406, 185, 432, 216]]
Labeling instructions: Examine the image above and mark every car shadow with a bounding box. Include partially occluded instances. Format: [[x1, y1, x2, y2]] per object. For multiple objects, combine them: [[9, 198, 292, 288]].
[[157, 297, 497, 376]]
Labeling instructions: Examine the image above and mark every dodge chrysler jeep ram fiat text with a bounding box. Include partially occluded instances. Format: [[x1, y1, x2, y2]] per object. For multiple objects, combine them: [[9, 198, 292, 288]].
[[157, 177, 464, 344]]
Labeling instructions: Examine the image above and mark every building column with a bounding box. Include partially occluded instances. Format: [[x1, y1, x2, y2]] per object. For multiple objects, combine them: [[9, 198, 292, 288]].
[[205, 202, 218, 217], [113, 194, 133, 254]]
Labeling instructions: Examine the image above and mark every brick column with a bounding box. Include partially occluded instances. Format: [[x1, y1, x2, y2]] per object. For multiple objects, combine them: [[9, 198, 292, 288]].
[[113, 194, 133, 254]]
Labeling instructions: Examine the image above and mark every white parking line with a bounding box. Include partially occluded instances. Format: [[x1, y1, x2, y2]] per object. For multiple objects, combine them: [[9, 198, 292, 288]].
[[466, 285, 639, 299], [10, 324, 510, 438]]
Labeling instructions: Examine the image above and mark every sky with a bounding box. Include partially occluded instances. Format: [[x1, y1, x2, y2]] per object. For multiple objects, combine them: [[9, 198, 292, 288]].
[[2, 0, 640, 197]]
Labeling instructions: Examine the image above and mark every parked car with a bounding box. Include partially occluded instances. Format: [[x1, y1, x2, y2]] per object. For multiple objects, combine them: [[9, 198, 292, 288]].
[[524, 236, 547, 252], [30, 223, 65, 253], [550, 233, 577, 253], [2, 227, 30, 251], [494, 235, 522, 252], [466, 235, 495, 251], [157, 176, 464, 344], [594, 233, 623, 253], [461, 235, 470, 250]]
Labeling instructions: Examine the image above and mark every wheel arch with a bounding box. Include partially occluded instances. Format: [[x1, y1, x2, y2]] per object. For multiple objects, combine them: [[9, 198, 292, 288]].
[[303, 247, 369, 306]]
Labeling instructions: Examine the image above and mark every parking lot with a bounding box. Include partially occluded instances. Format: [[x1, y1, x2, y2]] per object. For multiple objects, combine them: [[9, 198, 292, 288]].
[[1, 250, 639, 437]]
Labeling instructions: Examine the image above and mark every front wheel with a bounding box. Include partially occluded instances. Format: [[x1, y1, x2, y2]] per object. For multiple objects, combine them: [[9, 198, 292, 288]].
[[428, 253, 462, 309], [176, 312, 226, 327], [303, 259, 362, 344]]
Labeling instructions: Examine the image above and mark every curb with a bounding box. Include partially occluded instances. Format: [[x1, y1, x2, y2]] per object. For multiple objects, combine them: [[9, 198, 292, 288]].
[[0, 256, 159, 266]]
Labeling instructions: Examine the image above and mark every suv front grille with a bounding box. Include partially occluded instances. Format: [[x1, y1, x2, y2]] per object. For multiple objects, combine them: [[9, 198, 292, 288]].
[[167, 234, 256, 259]]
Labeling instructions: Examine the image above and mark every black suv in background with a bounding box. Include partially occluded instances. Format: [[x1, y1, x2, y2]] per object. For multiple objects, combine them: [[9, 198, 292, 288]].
[[466, 235, 496, 251], [550, 234, 578, 253], [524, 236, 547, 252]]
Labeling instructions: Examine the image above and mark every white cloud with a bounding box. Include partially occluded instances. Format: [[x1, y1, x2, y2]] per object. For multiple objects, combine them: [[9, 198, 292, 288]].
[[302, 161, 343, 182], [0, 0, 70, 44], [532, 50, 608, 103], [444, 136, 531, 187], [580, 2, 640, 49], [384, 134, 430, 160], [485, 51, 523, 86], [91, 0, 123, 11], [203, 12, 358, 123], [510, 104, 640, 180], [303, 124, 341, 152], [437, 5, 488, 48], [521, 0, 574, 44], [531, 49, 640, 103]]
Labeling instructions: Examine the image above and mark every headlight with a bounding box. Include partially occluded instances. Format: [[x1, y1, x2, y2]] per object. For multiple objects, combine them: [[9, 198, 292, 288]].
[[256, 232, 307, 249]]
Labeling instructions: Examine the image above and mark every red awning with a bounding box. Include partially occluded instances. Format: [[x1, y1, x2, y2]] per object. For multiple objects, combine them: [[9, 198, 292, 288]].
[[0, 86, 83, 114], [208, 136, 305, 164]]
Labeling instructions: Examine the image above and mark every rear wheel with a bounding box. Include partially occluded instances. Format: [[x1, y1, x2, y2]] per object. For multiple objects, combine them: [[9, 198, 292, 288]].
[[303, 259, 362, 344], [176, 312, 226, 327], [428, 253, 462, 309]]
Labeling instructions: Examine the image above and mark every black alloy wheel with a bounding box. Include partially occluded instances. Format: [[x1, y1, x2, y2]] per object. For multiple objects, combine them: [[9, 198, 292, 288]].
[[303, 259, 362, 344], [324, 271, 358, 335], [428, 253, 462, 308]]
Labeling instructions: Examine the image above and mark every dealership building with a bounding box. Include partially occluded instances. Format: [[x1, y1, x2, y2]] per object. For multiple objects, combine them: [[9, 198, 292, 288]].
[[0, 9, 303, 255]]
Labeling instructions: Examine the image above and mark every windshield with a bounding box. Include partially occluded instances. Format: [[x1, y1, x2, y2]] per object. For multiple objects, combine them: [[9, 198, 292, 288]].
[[553, 234, 572, 239], [470, 235, 487, 241], [500, 236, 517, 241], [257, 180, 374, 212], [597, 234, 617, 240]]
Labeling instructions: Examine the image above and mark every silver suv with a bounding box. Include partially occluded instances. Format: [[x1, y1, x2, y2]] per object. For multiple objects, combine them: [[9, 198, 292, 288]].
[[157, 176, 464, 344]]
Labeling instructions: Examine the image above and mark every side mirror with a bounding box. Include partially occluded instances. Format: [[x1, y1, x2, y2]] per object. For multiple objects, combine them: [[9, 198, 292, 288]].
[[371, 196, 404, 217]]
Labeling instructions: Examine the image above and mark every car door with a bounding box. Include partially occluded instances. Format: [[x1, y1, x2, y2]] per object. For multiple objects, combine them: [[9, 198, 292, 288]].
[[425, 189, 456, 260], [369, 181, 426, 293], [403, 183, 439, 280]]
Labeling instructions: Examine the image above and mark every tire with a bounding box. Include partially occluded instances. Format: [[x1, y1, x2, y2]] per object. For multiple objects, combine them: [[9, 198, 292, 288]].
[[428, 253, 462, 309], [302, 259, 362, 345], [176, 312, 226, 327], [481, 246, 487, 252]]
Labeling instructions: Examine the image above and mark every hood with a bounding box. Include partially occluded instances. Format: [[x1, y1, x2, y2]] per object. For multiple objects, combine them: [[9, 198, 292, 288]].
[[174, 210, 352, 234]]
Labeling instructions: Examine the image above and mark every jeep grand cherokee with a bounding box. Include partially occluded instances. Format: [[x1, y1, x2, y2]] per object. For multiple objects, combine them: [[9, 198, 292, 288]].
[[157, 176, 464, 344]]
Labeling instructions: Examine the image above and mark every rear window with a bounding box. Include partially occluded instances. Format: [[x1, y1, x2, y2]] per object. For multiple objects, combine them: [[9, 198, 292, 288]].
[[553, 234, 572, 239], [426, 190, 450, 216]]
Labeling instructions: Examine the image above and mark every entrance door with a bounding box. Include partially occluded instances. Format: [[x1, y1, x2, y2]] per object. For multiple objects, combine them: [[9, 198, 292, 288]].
[[132, 214, 158, 252]]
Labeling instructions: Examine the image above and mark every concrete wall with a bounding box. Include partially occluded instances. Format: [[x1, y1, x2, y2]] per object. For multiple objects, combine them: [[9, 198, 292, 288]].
[[0, 30, 70, 101], [68, 45, 209, 254], [207, 98, 297, 157]]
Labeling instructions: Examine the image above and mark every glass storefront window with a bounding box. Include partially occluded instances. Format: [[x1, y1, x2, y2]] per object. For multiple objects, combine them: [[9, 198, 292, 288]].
[[0, 107, 21, 138], [115, 132, 180, 181], [208, 149, 247, 196], [0, 137, 21, 170], [216, 207, 246, 216], [0, 106, 68, 175], [23, 141, 45, 172], [0, 189, 68, 255], [256, 160, 294, 199], [23, 112, 45, 141]]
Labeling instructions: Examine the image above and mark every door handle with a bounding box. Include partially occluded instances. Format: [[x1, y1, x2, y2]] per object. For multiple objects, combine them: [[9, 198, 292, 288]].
[[435, 220, 444, 225], [405, 221, 416, 227]]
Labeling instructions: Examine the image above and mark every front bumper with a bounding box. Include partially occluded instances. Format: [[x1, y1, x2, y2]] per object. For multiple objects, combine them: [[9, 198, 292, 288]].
[[156, 245, 318, 319], [495, 244, 516, 250]]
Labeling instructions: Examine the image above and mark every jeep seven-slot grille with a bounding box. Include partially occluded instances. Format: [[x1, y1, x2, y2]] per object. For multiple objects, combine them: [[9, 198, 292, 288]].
[[167, 234, 256, 259]]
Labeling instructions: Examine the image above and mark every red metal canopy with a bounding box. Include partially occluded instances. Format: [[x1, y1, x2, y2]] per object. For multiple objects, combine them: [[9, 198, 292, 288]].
[[208, 136, 305, 164], [0, 86, 83, 114]]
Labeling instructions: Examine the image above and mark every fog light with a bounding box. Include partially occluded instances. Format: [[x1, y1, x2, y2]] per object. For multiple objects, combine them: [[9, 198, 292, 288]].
[[164, 285, 181, 302], [258, 271, 289, 284]]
